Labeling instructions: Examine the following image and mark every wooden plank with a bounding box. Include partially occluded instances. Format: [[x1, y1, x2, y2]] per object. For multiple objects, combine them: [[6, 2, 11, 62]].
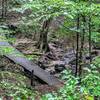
[[0, 41, 63, 86]]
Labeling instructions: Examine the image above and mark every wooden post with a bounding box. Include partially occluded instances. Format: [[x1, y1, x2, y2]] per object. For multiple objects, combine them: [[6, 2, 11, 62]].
[[31, 70, 35, 86]]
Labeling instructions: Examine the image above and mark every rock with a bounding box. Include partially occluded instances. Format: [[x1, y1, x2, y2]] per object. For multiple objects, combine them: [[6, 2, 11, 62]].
[[70, 65, 76, 74], [46, 52, 57, 60], [7, 24, 17, 31], [55, 64, 65, 73], [85, 56, 91, 60], [37, 61, 46, 70], [85, 51, 99, 60], [63, 49, 76, 64]]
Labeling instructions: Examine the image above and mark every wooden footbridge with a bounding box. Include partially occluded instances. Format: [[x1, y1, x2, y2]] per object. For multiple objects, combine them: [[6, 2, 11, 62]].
[[0, 40, 63, 87], [0, 0, 63, 87]]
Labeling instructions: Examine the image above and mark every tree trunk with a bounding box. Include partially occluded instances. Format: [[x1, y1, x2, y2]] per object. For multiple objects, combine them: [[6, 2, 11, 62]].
[[1, 0, 7, 19], [79, 15, 86, 83], [37, 18, 52, 53], [88, 16, 92, 63], [75, 15, 80, 77]]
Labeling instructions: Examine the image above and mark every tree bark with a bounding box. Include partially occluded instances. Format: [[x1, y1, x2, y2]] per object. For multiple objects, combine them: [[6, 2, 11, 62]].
[[79, 15, 86, 83], [37, 18, 52, 53], [1, 0, 7, 19], [88, 16, 92, 63], [75, 15, 80, 77]]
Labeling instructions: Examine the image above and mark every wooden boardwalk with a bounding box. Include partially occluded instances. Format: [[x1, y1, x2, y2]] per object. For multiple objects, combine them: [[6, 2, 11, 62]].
[[0, 41, 63, 87]]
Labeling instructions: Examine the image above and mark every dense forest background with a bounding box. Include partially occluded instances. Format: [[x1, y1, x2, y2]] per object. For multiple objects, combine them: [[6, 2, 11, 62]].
[[0, 0, 100, 100]]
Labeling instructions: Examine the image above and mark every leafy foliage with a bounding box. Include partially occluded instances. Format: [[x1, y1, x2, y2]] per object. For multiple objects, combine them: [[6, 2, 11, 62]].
[[0, 71, 36, 99], [0, 0, 100, 99], [42, 62, 100, 100]]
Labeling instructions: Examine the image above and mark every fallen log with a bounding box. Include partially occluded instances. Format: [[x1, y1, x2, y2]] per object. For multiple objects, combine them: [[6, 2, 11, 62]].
[[0, 41, 63, 87]]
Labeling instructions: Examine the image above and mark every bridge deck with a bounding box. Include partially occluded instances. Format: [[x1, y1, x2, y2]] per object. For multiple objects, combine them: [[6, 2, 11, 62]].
[[0, 41, 63, 87]]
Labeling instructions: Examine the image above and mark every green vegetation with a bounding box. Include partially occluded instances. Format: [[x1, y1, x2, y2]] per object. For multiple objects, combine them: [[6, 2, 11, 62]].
[[0, 0, 100, 100], [0, 71, 36, 99], [41, 57, 100, 100]]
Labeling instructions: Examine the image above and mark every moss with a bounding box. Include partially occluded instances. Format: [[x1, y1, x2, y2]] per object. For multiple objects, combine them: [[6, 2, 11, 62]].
[[26, 54, 40, 61]]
